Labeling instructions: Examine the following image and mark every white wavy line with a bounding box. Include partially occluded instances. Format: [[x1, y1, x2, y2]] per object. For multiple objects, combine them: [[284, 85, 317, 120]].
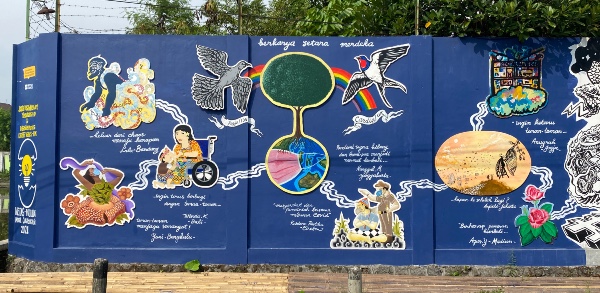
[[216, 163, 266, 190], [128, 160, 158, 191], [395, 179, 448, 202], [156, 99, 188, 124], [531, 166, 553, 192], [469, 101, 488, 131], [551, 197, 578, 220], [319, 179, 448, 208], [319, 180, 356, 208]]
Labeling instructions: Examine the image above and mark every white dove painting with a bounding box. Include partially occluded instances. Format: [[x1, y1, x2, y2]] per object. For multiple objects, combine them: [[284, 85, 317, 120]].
[[191, 45, 253, 113], [342, 44, 410, 109]]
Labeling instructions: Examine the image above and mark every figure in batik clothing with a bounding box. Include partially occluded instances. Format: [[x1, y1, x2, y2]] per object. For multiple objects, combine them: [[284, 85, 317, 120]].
[[168, 124, 202, 188], [359, 180, 400, 243], [348, 197, 387, 243], [153, 146, 176, 189]]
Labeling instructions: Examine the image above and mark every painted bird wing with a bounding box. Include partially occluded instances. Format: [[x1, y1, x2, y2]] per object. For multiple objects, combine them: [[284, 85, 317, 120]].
[[231, 76, 253, 113], [371, 44, 410, 73], [342, 72, 373, 105], [196, 45, 231, 77], [191, 73, 225, 110]]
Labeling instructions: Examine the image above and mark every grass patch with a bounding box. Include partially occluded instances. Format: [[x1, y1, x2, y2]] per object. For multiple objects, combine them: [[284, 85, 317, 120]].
[[0, 213, 8, 240], [0, 171, 9, 182], [0, 174, 8, 240]]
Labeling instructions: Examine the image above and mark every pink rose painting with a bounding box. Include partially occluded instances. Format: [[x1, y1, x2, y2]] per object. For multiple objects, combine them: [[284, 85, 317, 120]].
[[528, 208, 549, 228], [514, 185, 557, 246], [524, 185, 545, 202]]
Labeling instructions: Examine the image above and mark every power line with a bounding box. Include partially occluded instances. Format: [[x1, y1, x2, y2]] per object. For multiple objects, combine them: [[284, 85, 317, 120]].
[[62, 14, 127, 18], [62, 3, 140, 10], [68, 27, 129, 33], [29, 0, 80, 36], [102, 0, 202, 10]]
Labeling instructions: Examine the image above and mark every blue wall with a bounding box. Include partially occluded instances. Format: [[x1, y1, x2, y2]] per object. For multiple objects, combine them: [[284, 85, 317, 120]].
[[9, 34, 596, 266]]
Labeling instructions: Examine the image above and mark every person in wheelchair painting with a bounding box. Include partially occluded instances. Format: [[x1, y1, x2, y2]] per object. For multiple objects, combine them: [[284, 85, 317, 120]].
[[162, 124, 219, 189]]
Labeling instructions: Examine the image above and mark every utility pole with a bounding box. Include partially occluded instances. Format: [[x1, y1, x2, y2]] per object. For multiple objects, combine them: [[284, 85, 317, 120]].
[[237, 0, 242, 35], [55, 0, 60, 32], [415, 0, 419, 35], [26, 0, 31, 39]]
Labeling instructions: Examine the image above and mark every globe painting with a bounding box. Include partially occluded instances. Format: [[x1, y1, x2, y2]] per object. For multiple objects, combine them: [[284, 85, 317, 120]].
[[261, 52, 334, 194], [267, 136, 328, 193]]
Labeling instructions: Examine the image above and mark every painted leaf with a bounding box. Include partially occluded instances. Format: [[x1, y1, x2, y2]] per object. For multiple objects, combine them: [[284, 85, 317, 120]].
[[542, 221, 558, 237], [532, 226, 542, 238], [520, 230, 535, 246], [539, 202, 554, 214], [519, 222, 532, 235], [540, 229, 554, 244], [67, 215, 84, 228], [515, 215, 529, 226]]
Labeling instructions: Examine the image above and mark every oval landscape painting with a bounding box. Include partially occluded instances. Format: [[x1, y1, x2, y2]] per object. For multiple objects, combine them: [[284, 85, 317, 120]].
[[435, 131, 531, 196]]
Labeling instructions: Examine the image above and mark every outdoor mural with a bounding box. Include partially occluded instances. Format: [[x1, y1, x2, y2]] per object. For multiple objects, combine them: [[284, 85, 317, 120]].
[[8, 35, 598, 266], [80, 56, 156, 130], [435, 131, 531, 196], [59, 158, 133, 228], [486, 46, 547, 118], [262, 52, 332, 195], [562, 38, 600, 249]]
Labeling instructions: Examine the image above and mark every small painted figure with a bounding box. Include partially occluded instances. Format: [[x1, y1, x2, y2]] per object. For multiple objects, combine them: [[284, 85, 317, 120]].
[[348, 197, 387, 243], [170, 124, 203, 186], [359, 180, 400, 243], [81, 55, 124, 117], [153, 146, 176, 189], [74, 159, 124, 190], [496, 154, 509, 179]]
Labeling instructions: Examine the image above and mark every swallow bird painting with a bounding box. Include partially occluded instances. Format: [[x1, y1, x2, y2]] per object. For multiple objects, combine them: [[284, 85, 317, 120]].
[[342, 44, 410, 108], [191, 45, 253, 113]]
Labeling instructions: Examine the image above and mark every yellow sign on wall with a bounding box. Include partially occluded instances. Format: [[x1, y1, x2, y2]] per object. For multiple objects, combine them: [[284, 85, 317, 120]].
[[23, 66, 36, 79]]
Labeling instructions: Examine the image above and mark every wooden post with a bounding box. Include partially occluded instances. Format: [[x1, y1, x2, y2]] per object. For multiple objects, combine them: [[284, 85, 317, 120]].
[[55, 0, 60, 32], [348, 266, 362, 293], [92, 258, 108, 293]]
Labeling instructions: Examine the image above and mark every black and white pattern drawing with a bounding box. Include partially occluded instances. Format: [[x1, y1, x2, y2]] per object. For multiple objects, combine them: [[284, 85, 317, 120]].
[[191, 45, 253, 113], [562, 213, 600, 248], [562, 38, 600, 248]]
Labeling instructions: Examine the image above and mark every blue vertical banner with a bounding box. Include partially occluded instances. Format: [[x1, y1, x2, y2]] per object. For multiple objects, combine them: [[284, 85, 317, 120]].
[[10, 33, 59, 260]]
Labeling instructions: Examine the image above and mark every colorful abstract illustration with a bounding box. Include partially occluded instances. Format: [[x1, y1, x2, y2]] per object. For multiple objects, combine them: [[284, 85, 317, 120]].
[[330, 180, 406, 249], [80, 56, 156, 130], [341, 44, 410, 109], [514, 185, 558, 246], [435, 131, 531, 196], [59, 157, 135, 228], [152, 124, 219, 189], [191, 45, 253, 113], [17, 138, 37, 208], [261, 52, 332, 195], [486, 46, 547, 118]]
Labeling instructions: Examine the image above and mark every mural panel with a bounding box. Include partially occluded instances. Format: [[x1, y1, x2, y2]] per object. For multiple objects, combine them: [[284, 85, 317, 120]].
[[10, 35, 598, 266]]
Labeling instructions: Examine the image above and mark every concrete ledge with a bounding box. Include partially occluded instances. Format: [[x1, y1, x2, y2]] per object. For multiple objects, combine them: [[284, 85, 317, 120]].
[[5, 256, 600, 277], [586, 249, 600, 266]]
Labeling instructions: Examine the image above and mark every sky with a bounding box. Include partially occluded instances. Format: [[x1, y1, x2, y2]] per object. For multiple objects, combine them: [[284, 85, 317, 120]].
[[0, 0, 139, 105]]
